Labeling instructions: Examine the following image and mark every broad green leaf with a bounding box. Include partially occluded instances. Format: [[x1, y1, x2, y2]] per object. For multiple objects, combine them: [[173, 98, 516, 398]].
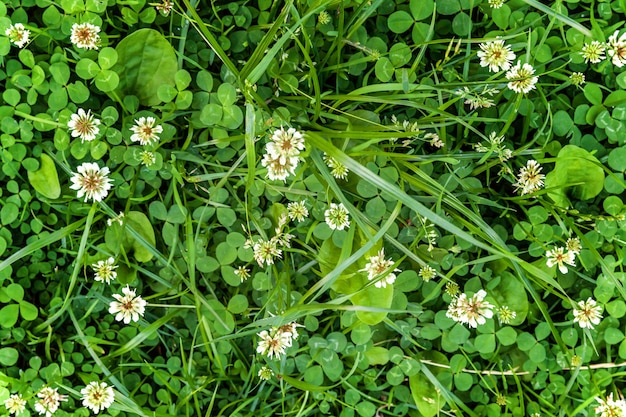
[[27, 154, 61, 199], [105, 211, 156, 262], [409, 351, 450, 417], [545, 145, 605, 207], [0, 304, 19, 328], [19, 300, 38, 321], [0, 347, 18, 366], [112, 29, 177, 106]]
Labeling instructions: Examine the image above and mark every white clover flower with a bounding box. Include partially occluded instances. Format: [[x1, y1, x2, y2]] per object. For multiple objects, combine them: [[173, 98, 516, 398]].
[[130, 116, 163, 146], [5, 23, 30, 48], [81, 381, 115, 414], [361, 249, 401, 288], [266, 127, 305, 164], [70, 23, 101, 50], [419, 265, 437, 282], [323, 153, 349, 180], [34, 387, 67, 417], [546, 246, 576, 274], [258, 365, 274, 380], [287, 201, 309, 222], [252, 238, 282, 267], [324, 203, 350, 230], [109, 286, 147, 324], [513, 159, 545, 195], [566, 237, 582, 255], [155, 0, 173, 15], [595, 392, 626, 417], [256, 328, 293, 359], [69, 162, 113, 202], [488, 0, 505, 8], [606, 30, 626, 67], [92, 257, 118, 284], [497, 305, 517, 324], [261, 153, 299, 181], [262, 127, 305, 182], [573, 297, 603, 329], [505, 61, 539, 94], [581, 41, 606, 64], [139, 150, 156, 166], [446, 290, 494, 328], [570, 72, 585, 86], [3, 394, 26, 415], [477, 40, 516, 72], [68, 108, 101, 142], [234, 266, 250, 281]]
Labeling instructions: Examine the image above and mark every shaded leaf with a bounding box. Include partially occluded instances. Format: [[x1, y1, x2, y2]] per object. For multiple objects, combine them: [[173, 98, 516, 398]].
[[27, 154, 61, 199]]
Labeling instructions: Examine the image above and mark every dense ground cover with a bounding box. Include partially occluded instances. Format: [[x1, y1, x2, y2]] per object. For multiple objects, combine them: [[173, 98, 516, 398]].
[[1, 0, 626, 416]]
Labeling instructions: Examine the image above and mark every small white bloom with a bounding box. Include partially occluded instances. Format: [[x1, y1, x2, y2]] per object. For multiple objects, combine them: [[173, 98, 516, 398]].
[[130, 116, 163, 146], [34, 387, 67, 417], [69, 162, 113, 202], [361, 249, 401, 288], [155, 0, 173, 15], [505, 61, 539, 94], [594, 392, 626, 417], [581, 41, 606, 63], [92, 257, 118, 284], [252, 238, 282, 267], [497, 305, 517, 324], [68, 108, 101, 142], [287, 201, 309, 222], [108, 286, 147, 324], [81, 381, 115, 414], [446, 290, 494, 328], [4, 394, 26, 415], [234, 266, 250, 281], [266, 127, 305, 164], [107, 212, 125, 226], [258, 365, 274, 380], [513, 159, 545, 195], [419, 265, 437, 282], [139, 150, 156, 166], [573, 297, 603, 329], [70, 23, 101, 50], [323, 153, 349, 179], [256, 328, 292, 359], [570, 72, 585, 86], [324, 203, 350, 230], [546, 246, 576, 274], [261, 153, 299, 181], [607, 30, 626, 67], [477, 40, 516, 72], [488, 0, 505, 8], [5, 23, 30, 48], [566, 237, 582, 255]]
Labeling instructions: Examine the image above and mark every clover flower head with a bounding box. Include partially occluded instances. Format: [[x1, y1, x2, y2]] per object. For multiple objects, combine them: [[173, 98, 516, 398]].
[[594, 392, 626, 417], [155, 0, 173, 15], [361, 249, 401, 288], [68, 108, 101, 142], [419, 265, 437, 282], [477, 40, 516, 72], [70, 162, 113, 202], [581, 41, 606, 64], [513, 159, 545, 195], [3, 394, 26, 415], [497, 305, 517, 324], [573, 297, 603, 329], [92, 257, 118, 284], [446, 290, 494, 328], [323, 153, 349, 180], [130, 116, 163, 146], [607, 30, 626, 67], [81, 381, 115, 414], [546, 246, 576, 274], [34, 387, 67, 417], [505, 61, 539, 94], [287, 200, 309, 222], [258, 366, 274, 380], [324, 203, 350, 230], [570, 72, 585, 86], [71, 23, 101, 50], [108, 286, 147, 324], [256, 327, 293, 359], [5, 23, 30, 48]]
